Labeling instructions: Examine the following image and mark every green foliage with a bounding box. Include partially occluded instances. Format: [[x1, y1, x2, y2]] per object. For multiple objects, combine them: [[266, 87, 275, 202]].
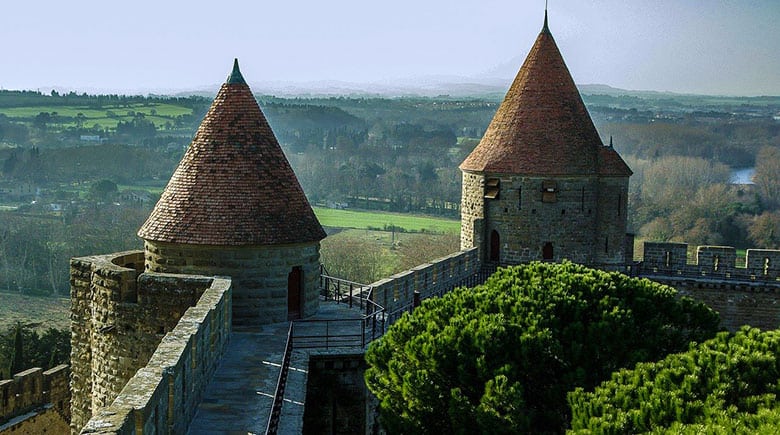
[[1, 323, 70, 378], [88, 179, 118, 201], [10, 322, 24, 375], [320, 229, 458, 284], [0, 206, 149, 295], [568, 327, 780, 434], [365, 262, 720, 433]]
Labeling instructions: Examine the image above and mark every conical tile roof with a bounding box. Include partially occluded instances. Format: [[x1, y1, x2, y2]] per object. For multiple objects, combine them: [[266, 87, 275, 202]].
[[460, 15, 631, 177], [138, 60, 326, 245]]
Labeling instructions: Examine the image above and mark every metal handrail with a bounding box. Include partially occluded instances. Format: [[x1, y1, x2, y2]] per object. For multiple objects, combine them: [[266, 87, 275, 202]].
[[265, 322, 294, 435], [320, 274, 374, 310], [292, 318, 365, 349]]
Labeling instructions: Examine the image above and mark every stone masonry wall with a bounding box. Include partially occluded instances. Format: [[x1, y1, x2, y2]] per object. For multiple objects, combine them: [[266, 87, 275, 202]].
[[70, 251, 227, 433], [640, 242, 780, 331], [461, 168, 630, 266], [369, 248, 479, 315], [143, 241, 321, 325], [302, 354, 370, 435], [0, 365, 70, 431], [641, 242, 780, 281], [594, 176, 630, 265], [80, 277, 231, 434], [0, 405, 70, 434], [460, 171, 485, 256], [486, 175, 600, 264]]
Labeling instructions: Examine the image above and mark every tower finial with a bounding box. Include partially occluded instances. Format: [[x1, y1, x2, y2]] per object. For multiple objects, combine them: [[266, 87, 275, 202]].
[[542, 1, 550, 33], [227, 58, 246, 85], [609, 135, 614, 148]]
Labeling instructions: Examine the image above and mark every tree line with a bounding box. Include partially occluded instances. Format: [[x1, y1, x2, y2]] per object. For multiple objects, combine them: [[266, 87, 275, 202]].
[[1, 92, 779, 296], [0, 323, 70, 379]]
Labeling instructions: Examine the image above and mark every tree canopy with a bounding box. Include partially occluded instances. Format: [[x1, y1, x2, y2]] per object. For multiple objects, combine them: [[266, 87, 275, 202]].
[[1, 324, 70, 379], [569, 327, 780, 434], [364, 262, 720, 434]]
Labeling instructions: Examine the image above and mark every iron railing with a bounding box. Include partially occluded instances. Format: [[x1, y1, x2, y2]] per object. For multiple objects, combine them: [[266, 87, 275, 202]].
[[320, 272, 374, 310], [265, 322, 294, 435]]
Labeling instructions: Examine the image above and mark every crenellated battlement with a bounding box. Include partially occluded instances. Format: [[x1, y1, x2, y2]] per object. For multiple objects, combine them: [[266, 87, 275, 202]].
[[641, 242, 780, 282], [0, 365, 70, 430], [638, 242, 780, 331]]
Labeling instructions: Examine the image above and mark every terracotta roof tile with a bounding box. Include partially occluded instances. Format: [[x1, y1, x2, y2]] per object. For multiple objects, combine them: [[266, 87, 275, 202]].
[[460, 18, 631, 177], [599, 146, 633, 177], [138, 61, 326, 245]]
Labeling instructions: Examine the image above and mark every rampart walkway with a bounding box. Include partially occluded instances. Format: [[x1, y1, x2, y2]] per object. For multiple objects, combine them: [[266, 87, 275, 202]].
[[187, 301, 365, 434]]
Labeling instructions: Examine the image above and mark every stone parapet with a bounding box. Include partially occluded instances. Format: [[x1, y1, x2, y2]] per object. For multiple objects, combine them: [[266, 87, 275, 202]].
[[369, 248, 479, 315], [79, 277, 231, 434], [0, 365, 70, 426], [70, 250, 231, 433], [641, 242, 780, 282], [640, 242, 780, 331]]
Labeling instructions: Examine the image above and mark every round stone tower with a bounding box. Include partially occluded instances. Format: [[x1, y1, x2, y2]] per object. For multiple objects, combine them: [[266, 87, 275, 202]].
[[138, 60, 326, 326], [459, 13, 632, 266]]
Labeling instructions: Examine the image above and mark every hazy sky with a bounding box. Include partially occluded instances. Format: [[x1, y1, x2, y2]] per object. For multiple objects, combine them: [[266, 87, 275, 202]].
[[2, 0, 779, 96]]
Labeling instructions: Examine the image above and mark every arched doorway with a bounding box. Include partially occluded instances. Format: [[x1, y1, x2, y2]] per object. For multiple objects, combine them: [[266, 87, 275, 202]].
[[542, 242, 553, 261], [287, 266, 303, 320], [490, 230, 500, 262]]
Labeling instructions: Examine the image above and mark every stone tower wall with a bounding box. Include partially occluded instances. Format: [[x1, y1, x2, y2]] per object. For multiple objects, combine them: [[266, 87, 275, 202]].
[[80, 277, 231, 434], [460, 171, 485, 255], [70, 251, 224, 433], [594, 176, 630, 265], [462, 170, 610, 264], [143, 241, 321, 325]]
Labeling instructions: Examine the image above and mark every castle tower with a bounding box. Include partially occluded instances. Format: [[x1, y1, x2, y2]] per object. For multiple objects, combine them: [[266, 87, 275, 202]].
[[459, 13, 632, 265], [138, 60, 326, 325]]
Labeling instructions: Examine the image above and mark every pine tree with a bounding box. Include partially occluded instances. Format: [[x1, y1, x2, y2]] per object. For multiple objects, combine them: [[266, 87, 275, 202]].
[[10, 322, 24, 375]]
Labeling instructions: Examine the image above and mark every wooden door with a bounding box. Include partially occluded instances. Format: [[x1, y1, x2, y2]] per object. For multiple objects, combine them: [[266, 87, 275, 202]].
[[490, 230, 500, 262], [542, 242, 553, 260], [287, 266, 303, 320]]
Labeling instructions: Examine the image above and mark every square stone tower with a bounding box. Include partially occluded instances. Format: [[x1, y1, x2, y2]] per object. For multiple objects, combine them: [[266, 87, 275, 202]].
[[459, 13, 632, 266]]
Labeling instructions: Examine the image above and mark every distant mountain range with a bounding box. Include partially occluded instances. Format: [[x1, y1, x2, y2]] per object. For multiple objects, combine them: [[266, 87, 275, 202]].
[[39, 73, 771, 101], [171, 78, 695, 100]]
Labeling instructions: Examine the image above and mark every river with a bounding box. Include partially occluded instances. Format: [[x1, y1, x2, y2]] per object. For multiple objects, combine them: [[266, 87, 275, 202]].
[[730, 167, 755, 185]]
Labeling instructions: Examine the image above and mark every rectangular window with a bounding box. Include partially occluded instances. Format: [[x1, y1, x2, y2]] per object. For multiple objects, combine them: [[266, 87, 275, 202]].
[[542, 180, 557, 203], [485, 178, 500, 199], [518, 187, 522, 209], [618, 194, 622, 216]]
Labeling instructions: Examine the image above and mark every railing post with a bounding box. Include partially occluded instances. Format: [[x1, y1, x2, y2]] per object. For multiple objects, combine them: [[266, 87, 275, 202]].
[[349, 282, 353, 308]]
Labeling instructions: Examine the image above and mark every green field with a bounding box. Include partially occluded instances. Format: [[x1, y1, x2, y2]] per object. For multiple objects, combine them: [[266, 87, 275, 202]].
[[313, 207, 460, 233], [0, 102, 193, 130], [0, 292, 70, 331], [117, 184, 167, 195]]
